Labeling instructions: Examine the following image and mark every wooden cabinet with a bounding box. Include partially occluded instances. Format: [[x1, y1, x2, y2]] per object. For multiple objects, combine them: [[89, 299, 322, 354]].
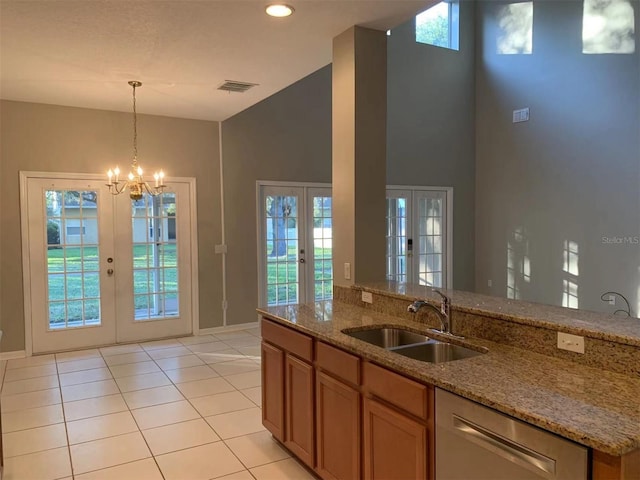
[[261, 341, 284, 441], [284, 354, 315, 468], [261, 318, 315, 469], [363, 397, 427, 480], [261, 317, 434, 480], [362, 361, 432, 480], [315, 342, 361, 480]]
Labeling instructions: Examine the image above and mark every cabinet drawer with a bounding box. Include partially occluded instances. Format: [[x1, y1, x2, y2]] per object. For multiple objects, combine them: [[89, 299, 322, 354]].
[[363, 362, 430, 421], [316, 342, 360, 386], [262, 317, 313, 362]]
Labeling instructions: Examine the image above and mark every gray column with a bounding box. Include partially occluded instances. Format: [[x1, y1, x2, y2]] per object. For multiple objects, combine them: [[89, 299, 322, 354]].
[[332, 26, 387, 286]]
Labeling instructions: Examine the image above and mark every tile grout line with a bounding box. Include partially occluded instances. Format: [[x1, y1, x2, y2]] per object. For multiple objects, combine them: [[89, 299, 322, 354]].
[[143, 334, 268, 478], [96, 343, 167, 480], [54, 358, 76, 480], [2, 331, 266, 479]]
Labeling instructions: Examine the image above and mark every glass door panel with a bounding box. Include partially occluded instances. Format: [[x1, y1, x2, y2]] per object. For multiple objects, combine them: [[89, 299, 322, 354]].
[[132, 193, 179, 320], [46, 190, 102, 329], [264, 191, 301, 306], [386, 191, 411, 283], [308, 189, 333, 301]]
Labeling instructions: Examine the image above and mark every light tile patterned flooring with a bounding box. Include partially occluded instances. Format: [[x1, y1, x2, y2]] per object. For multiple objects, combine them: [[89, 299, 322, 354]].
[[0, 328, 316, 480]]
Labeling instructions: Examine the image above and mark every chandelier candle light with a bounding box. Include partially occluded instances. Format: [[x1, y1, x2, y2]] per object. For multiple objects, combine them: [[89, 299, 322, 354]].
[[107, 81, 166, 200]]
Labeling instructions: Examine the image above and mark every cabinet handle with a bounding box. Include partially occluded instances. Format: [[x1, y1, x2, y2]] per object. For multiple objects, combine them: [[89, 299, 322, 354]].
[[452, 415, 556, 475]]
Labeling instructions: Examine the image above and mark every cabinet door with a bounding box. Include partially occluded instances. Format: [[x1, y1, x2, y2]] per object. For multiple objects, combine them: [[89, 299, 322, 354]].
[[363, 397, 428, 480], [261, 341, 285, 441], [316, 372, 360, 480], [285, 354, 315, 468]]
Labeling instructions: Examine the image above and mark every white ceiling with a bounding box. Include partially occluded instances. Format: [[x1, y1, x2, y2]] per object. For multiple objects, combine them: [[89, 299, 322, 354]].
[[1, 0, 433, 121]]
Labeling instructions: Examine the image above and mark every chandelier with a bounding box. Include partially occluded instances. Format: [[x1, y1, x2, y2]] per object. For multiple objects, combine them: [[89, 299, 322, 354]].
[[106, 81, 165, 200]]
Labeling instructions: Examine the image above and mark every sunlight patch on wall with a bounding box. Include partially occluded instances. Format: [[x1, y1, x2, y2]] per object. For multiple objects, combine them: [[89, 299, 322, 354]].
[[562, 240, 580, 309], [507, 227, 530, 299], [583, 0, 635, 54], [497, 2, 534, 54]]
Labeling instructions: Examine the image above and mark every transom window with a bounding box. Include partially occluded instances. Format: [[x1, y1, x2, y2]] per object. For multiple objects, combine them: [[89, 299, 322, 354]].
[[416, 1, 460, 51]]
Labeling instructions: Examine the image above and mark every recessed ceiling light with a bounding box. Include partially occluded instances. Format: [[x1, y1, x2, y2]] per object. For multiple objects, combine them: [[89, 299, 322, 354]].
[[266, 4, 294, 17]]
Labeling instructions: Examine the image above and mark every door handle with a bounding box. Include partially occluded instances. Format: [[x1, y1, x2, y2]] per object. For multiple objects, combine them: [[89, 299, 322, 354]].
[[452, 415, 556, 475], [107, 268, 114, 276], [299, 258, 306, 264]]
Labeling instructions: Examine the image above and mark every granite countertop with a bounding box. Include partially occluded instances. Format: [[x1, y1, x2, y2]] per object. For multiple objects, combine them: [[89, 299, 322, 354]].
[[257, 300, 640, 456], [356, 281, 640, 347]]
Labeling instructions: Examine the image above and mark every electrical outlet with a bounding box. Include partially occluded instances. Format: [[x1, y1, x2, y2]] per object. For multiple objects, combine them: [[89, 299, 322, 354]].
[[608, 295, 616, 305], [214, 244, 227, 254], [487, 279, 492, 287], [557, 332, 584, 354], [344, 262, 351, 280], [362, 291, 373, 304]]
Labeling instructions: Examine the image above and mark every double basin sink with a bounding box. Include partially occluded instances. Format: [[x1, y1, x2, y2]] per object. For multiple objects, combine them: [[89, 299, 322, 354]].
[[343, 327, 483, 363]]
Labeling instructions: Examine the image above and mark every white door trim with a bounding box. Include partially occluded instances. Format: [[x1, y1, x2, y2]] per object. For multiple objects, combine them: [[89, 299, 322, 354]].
[[19, 171, 199, 355]]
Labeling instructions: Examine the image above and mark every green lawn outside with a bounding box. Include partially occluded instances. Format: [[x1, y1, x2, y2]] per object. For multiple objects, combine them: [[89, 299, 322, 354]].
[[266, 245, 333, 305], [47, 244, 177, 325]]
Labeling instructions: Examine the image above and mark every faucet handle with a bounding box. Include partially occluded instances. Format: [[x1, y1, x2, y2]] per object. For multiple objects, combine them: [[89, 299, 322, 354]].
[[433, 289, 450, 315]]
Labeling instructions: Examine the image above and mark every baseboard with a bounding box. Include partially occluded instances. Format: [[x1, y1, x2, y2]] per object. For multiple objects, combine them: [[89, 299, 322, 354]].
[[0, 350, 26, 360], [198, 322, 259, 336]]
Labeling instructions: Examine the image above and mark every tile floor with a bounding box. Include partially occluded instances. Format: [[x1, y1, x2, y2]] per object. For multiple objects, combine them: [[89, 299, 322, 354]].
[[0, 327, 316, 480]]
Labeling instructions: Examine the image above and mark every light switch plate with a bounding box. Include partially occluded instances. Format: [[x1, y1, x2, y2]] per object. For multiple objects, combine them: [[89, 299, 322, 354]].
[[214, 244, 227, 254], [362, 291, 373, 304], [344, 262, 351, 280], [557, 332, 585, 354]]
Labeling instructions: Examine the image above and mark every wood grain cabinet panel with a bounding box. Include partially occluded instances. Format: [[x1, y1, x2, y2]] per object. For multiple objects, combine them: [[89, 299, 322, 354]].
[[285, 354, 315, 468], [363, 397, 428, 480], [261, 341, 284, 441], [316, 371, 360, 480]]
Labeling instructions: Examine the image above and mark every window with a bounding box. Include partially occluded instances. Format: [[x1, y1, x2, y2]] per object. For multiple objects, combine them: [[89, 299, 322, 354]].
[[66, 225, 85, 236], [416, 1, 460, 51], [583, 0, 635, 54]]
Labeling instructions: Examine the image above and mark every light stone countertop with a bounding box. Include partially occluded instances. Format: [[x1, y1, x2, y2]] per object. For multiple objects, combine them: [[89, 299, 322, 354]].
[[257, 300, 640, 456], [356, 281, 640, 347]]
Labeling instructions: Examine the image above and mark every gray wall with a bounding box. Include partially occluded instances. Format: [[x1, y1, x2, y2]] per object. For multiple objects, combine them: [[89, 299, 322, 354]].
[[0, 101, 223, 351], [475, 0, 640, 314], [221, 66, 333, 326], [387, 1, 477, 291]]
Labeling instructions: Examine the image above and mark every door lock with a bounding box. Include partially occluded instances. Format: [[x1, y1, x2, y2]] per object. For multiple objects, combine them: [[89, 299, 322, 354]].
[[299, 258, 306, 264], [107, 257, 113, 263]]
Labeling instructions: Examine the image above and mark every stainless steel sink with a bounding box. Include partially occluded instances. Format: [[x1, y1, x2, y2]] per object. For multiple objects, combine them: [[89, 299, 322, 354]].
[[343, 327, 431, 349], [393, 341, 483, 363]]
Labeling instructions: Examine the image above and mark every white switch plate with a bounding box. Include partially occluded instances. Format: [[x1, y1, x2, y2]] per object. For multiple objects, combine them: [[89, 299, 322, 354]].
[[362, 291, 373, 304], [214, 244, 227, 254], [557, 332, 584, 354], [607, 295, 615, 305], [513, 107, 530, 123], [344, 262, 351, 280]]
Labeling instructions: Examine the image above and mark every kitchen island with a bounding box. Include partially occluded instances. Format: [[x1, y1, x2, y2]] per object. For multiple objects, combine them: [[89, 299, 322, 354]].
[[258, 291, 640, 479]]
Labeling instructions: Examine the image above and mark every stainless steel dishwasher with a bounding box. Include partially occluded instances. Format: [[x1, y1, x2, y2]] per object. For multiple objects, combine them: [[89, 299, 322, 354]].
[[436, 389, 588, 480]]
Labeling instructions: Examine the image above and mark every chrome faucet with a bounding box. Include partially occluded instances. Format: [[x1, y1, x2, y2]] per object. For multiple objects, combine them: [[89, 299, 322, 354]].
[[407, 290, 454, 335]]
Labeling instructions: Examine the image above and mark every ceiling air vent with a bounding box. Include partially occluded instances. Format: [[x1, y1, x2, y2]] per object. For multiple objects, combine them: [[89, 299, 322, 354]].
[[217, 80, 258, 93]]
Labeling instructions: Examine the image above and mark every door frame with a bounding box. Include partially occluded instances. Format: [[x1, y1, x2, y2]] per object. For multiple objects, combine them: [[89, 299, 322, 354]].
[[387, 185, 454, 289], [20, 171, 200, 356], [255, 180, 331, 310]]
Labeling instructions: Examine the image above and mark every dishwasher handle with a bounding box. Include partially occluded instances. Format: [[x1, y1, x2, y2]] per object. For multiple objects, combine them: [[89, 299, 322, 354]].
[[453, 414, 556, 476]]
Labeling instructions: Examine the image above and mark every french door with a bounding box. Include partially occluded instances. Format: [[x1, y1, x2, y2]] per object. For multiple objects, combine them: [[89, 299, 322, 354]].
[[258, 184, 333, 307], [22, 174, 196, 354], [386, 187, 452, 289]]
